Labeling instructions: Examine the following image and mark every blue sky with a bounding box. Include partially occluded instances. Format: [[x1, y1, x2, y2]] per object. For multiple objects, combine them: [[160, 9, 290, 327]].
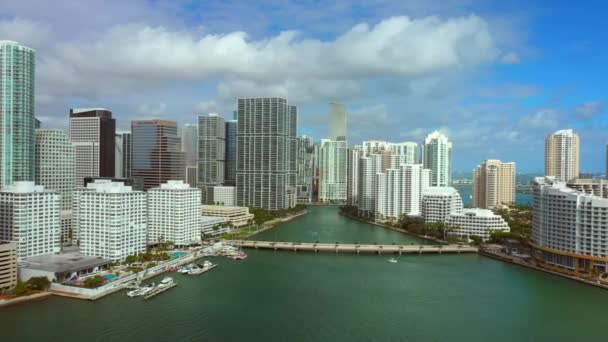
[[1, 0, 606, 173]]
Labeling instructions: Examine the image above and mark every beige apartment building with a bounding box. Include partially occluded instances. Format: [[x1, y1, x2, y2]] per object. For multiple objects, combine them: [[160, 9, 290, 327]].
[[545, 129, 579, 182], [0, 242, 17, 290], [201, 205, 254, 227], [472, 160, 515, 209]]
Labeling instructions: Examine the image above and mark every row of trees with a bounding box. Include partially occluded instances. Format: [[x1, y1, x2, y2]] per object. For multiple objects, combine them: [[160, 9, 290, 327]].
[[249, 204, 308, 226], [12, 277, 51, 296]]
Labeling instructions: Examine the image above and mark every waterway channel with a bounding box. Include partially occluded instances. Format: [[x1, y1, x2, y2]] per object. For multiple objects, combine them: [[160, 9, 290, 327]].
[[1, 206, 607, 341]]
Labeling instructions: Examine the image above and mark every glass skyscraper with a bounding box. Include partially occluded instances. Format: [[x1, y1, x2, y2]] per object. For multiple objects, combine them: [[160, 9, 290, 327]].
[[0, 41, 36, 188], [224, 119, 237, 186], [131, 120, 184, 190]]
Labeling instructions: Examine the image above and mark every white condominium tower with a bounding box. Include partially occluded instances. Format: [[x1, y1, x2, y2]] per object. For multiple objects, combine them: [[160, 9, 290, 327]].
[[357, 153, 385, 216], [35, 129, 76, 210], [115, 131, 131, 178], [296, 135, 314, 203], [319, 139, 347, 202], [422, 131, 452, 187], [390, 142, 418, 164], [532, 176, 608, 275], [472, 160, 516, 209], [147, 180, 202, 246], [69, 108, 116, 186], [545, 129, 579, 182], [328, 103, 347, 141], [198, 114, 225, 202], [0, 182, 61, 261], [375, 164, 430, 220], [346, 148, 360, 206], [0, 41, 36, 188], [421, 187, 463, 223], [236, 98, 297, 210], [76, 180, 146, 261]]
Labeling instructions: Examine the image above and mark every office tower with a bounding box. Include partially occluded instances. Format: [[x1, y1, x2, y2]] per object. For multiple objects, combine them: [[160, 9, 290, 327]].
[[422, 131, 452, 187], [198, 114, 225, 201], [34, 118, 41, 129], [390, 142, 418, 164], [207, 185, 236, 206], [447, 209, 510, 241], [532, 176, 608, 275], [69, 108, 116, 186], [131, 120, 184, 190], [115, 132, 131, 178], [472, 160, 516, 209], [224, 119, 238, 186], [0, 41, 36, 188], [357, 153, 385, 216], [76, 180, 146, 261], [35, 130, 75, 210], [0, 242, 17, 290], [147, 180, 202, 246], [421, 187, 463, 223], [346, 148, 360, 206], [180, 124, 198, 167], [35, 130, 76, 243], [0, 182, 61, 260], [328, 103, 347, 141], [375, 164, 430, 220], [186, 166, 198, 188], [236, 98, 298, 210], [545, 129, 580, 182], [319, 139, 347, 202], [296, 135, 314, 203]]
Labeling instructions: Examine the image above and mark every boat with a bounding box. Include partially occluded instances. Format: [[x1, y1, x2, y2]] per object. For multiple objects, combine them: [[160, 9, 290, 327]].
[[126, 282, 155, 297], [158, 277, 175, 287], [143, 277, 177, 300], [388, 258, 398, 263], [189, 261, 217, 275]]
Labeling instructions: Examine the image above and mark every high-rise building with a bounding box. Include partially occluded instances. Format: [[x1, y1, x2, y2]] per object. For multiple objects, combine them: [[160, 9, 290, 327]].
[[319, 139, 347, 202], [0, 41, 36, 188], [69, 108, 116, 186], [545, 129, 580, 182], [0, 182, 61, 261], [531, 176, 608, 275], [346, 148, 360, 206], [296, 135, 314, 203], [198, 114, 225, 201], [147, 180, 201, 246], [328, 103, 347, 141], [35, 130, 76, 244], [421, 187, 463, 223], [422, 131, 452, 187], [207, 185, 236, 206], [375, 164, 430, 220], [76, 180, 146, 261], [236, 98, 297, 210], [115, 131, 131, 178], [186, 166, 198, 188], [179, 124, 198, 167], [357, 153, 385, 216], [35, 129, 75, 210], [131, 120, 183, 190], [390, 142, 418, 164], [0, 242, 17, 290], [225, 120, 238, 186], [472, 160, 516, 209]]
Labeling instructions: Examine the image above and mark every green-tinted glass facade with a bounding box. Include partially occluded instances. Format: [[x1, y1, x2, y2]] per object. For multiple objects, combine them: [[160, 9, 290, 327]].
[[0, 41, 35, 188]]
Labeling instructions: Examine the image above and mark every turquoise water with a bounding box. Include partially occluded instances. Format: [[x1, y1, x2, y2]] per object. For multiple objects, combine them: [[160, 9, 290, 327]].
[[102, 274, 117, 280], [169, 252, 187, 258], [1, 206, 607, 341]]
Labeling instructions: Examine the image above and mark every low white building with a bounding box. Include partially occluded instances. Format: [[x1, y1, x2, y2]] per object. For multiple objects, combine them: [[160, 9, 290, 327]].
[[447, 208, 510, 241], [148, 180, 202, 246], [208, 185, 236, 206], [201, 205, 254, 227], [201, 216, 230, 237], [76, 180, 146, 261], [0, 182, 61, 261], [421, 187, 464, 223]]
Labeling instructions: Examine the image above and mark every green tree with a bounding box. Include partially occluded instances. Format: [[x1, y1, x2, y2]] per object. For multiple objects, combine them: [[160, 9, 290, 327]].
[[26, 277, 51, 291], [125, 255, 137, 264], [12, 280, 28, 296], [83, 275, 106, 288]]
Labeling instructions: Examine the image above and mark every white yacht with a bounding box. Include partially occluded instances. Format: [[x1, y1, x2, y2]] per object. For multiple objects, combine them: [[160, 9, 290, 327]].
[[388, 258, 398, 263]]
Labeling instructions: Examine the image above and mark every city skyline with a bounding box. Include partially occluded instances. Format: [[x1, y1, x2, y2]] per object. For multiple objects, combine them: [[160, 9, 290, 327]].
[[1, 1, 606, 173]]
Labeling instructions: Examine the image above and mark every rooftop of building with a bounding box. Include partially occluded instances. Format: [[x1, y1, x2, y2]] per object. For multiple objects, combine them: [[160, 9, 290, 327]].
[[153, 180, 196, 190], [71, 108, 109, 114], [452, 208, 497, 218], [84, 180, 138, 193], [19, 252, 111, 274], [536, 176, 608, 200], [201, 205, 250, 211], [1, 181, 46, 193], [553, 128, 575, 136], [422, 186, 460, 196]]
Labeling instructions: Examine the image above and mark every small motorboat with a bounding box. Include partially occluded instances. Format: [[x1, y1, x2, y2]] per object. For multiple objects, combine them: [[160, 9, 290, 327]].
[[388, 258, 398, 263]]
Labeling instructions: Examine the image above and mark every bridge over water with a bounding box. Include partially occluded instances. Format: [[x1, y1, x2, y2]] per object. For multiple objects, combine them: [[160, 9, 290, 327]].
[[227, 240, 478, 255]]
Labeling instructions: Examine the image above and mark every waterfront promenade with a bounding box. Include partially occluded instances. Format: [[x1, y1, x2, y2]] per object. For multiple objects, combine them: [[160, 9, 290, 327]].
[[228, 240, 477, 254]]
